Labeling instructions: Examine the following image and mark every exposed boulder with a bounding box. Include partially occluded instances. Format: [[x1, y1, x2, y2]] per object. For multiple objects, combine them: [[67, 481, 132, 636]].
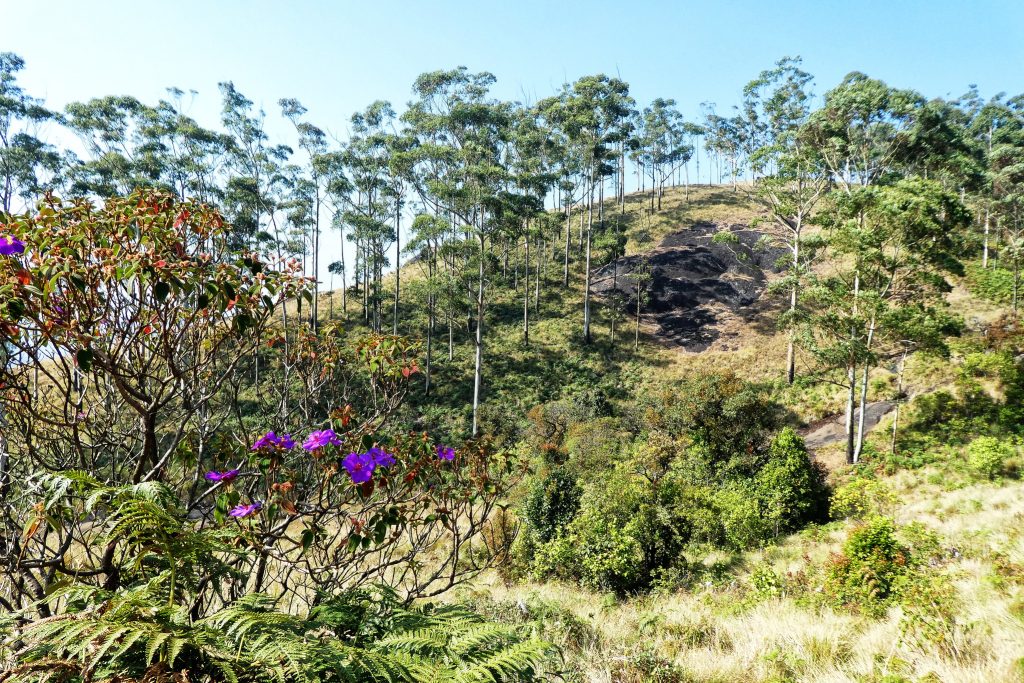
[[592, 222, 786, 350]]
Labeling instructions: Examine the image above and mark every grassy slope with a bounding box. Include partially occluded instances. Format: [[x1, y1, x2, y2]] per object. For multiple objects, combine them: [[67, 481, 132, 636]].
[[461, 466, 1024, 682], [319, 184, 787, 439]]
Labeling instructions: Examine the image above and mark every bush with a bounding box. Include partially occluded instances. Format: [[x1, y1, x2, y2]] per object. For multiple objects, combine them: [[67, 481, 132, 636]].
[[523, 468, 582, 542], [533, 511, 646, 593], [755, 427, 831, 533], [966, 435, 1015, 479], [749, 562, 785, 599], [717, 481, 772, 550], [824, 516, 911, 616], [966, 263, 1016, 304], [831, 477, 897, 519]]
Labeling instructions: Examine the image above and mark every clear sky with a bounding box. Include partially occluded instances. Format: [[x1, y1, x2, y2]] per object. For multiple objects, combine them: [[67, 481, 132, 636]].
[[4, 0, 1023, 273]]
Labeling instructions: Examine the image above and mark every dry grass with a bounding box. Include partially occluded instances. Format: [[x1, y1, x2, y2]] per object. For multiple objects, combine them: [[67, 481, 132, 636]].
[[459, 472, 1024, 682]]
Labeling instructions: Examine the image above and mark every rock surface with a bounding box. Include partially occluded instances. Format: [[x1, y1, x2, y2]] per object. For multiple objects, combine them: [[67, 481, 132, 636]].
[[591, 222, 786, 350]]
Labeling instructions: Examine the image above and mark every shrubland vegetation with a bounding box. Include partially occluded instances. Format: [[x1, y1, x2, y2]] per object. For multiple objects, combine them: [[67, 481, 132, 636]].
[[1, 49, 1024, 681]]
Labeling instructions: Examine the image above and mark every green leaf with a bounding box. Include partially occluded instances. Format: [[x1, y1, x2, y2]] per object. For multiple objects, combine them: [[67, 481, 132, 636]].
[[154, 281, 171, 302], [76, 348, 93, 373]]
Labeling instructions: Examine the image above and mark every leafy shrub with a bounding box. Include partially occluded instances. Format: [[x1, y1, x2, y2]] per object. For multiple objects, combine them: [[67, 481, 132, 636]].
[[831, 477, 897, 519], [749, 562, 785, 599], [754, 427, 831, 532], [525, 376, 829, 593], [717, 481, 773, 550], [533, 511, 645, 593], [966, 435, 1015, 479], [629, 370, 785, 475], [966, 263, 1015, 304], [898, 572, 963, 657], [523, 468, 582, 542], [608, 649, 687, 683], [824, 517, 911, 616]]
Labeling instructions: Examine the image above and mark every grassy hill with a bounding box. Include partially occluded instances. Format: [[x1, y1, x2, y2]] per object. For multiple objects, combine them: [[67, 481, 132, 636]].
[[312, 183, 1024, 682]]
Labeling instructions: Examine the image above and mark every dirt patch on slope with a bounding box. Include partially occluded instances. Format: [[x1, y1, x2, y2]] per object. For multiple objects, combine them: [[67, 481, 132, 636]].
[[592, 222, 786, 351]]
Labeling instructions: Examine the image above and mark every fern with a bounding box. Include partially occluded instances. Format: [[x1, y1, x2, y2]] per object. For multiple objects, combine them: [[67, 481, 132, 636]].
[[2, 480, 553, 683]]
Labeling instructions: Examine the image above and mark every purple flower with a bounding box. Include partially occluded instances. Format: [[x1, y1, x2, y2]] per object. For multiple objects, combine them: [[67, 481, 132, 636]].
[[0, 237, 25, 256], [229, 501, 262, 518], [303, 429, 341, 452], [205, 469, 240, 483], [436, 445, 455, 462], [252, 431, 296, 451], [252, 431, 279, 451], [367, 446, 395, 468], [342, 452, 376, 484]]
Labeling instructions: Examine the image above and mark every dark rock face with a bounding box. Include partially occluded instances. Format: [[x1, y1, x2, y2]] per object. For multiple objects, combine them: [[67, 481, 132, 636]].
[[591, 222, 786, 350]]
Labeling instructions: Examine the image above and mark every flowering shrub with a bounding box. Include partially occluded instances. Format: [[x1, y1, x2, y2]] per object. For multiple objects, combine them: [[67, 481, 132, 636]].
[[0, 472, 549, 682], [0, 192, 526, 618], [0, 190, 307, 484]]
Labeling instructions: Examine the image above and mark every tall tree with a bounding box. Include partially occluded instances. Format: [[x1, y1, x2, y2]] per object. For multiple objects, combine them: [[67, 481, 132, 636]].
[[0, 53, 60, 213], [744, 57, 827, 384], [403, 68, 512, 436]]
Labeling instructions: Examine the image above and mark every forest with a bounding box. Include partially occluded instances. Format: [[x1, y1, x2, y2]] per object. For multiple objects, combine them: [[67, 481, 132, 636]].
[[1, 48, 1024, 682]]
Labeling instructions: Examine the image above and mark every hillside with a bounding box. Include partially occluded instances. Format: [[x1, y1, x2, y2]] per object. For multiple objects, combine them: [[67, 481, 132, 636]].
[[310, 183, 1024, 682]]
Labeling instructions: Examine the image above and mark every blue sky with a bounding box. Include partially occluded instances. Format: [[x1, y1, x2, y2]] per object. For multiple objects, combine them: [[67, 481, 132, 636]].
[[4, 0, 1023, 272], [7, 0, 1023, 136]]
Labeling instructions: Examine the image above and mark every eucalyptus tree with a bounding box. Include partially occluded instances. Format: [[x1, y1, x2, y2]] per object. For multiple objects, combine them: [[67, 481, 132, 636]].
[[964, 94, 1024, 268], [280, 97, 331, 327], [638, 98, 693, 211], [0, 52, 61, 213], [386, 130, 417, 335], [508, 105, 555, 345], [219, 81, 292, 252], [804, 73, 926, 458], [136, 89, 230, 203], [403, 68, 514, 436], [806, 72, 923, 190], [702, 107, 743, 188], [541, 74, 634, 343], [806, 178, 967, 463], [62, 95, 159, 197], [407, 212, 450, 394], [536, 98, 585, 289], [743, 57, 828, 384], [986, 96, 1024, 314], [343, 100, 400, 332]]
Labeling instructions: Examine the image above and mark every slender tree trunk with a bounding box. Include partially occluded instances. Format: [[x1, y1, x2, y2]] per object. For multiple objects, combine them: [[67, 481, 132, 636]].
[[311, 193, 320, 329], [523, 225, 530, 346], [425, 253, 433, 396], [845, 362, 857, 464], [563, 202, 571, 287], [583, 181, 594, 343], [983, 207, 991, 269], [134, 412, 158, 484], [853, 314, 876, 461], [472, 232, 486, 438], [786, 233, 800, 384], [535, 234, 542, 315], [846, 271, 860, 464], [393, 200, 400, 336]]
